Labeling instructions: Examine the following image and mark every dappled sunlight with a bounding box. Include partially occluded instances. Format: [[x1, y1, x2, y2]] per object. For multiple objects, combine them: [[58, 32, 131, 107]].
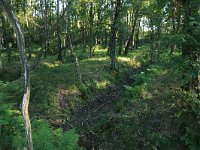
[[82, 57, 108, 62], [94, 45, 107, 52], [95, 80, 111, 89], [118, 56, 141, 67], [147, 67, 168, 76], [2, 0, 200, 148], [42, 61, 62, 68], [31, 54, 36, 58], [67, 86, 81, 96]]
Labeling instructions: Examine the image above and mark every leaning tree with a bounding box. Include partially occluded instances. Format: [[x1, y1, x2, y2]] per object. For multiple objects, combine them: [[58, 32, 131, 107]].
[[0, 0, 33, 149]]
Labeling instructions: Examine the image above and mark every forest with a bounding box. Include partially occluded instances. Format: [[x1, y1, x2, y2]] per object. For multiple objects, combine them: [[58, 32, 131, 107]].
[[0, 0, 199, 149]]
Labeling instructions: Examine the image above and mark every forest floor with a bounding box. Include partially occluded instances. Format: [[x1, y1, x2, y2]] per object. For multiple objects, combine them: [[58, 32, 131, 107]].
[[64, 64, 148, 149], [1, 45, 199, 150], [63, 53, 186, 150]]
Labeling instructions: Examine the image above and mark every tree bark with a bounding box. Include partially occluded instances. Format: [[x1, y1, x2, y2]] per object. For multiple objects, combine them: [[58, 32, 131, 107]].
[[134, 19, 141, 50], [0, 18, 2, 73], [0, 0, 33, 150], [66, 0, 82, 82], [57, 0, 62, 61], [24, 2, 33, 60], [89, 2, 94, 58], [124, 9, 139, 55], [170, 0, 177, 54], [44, 0, 49, 58], [109, 0, 121, 70]]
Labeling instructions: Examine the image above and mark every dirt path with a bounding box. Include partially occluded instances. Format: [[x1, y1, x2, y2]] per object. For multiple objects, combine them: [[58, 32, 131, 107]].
[[64, 65, 148, 149]]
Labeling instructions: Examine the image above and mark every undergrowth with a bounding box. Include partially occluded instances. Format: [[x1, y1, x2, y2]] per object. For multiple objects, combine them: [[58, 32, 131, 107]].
[[1, 45, 199, 149]]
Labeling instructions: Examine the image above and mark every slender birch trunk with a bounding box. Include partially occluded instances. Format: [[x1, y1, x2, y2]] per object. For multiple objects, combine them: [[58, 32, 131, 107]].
[[66, 0, 82, 82], [0, 0, 33, 149], [0, 23, 2, 73]]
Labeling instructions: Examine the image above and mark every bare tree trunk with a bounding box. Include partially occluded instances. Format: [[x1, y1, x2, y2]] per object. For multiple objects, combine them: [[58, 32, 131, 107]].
[[66, 0, 82, 82], [124, 9, 139, 55], [44, 0, 49, 58], [156, 17, 162, 62], [118, 30, 123, 55], [89, 2, 94, 58], [0, 20, 2, 73], [109, 0, 121, 70], [170, 0, 176, 54], [0, 0, 33, 150], [134, 19, 141, 50], [24, 2, 33, 60], [149, 19, 155, 63], [57, 0, 62, 61]]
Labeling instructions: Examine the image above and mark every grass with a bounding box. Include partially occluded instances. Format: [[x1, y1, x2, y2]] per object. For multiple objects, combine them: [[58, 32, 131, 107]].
[[0, 45, 144, 124], [1, 45, 199, 149]]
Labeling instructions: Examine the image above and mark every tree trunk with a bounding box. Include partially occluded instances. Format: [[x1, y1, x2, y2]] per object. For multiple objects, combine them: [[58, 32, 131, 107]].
[[44, 0, 49, 58], [149, 19, 155, 63], [156, 18, 162, 62], [89, 2, 94, 58], [170, 0, 176, 54], [109, 0, 121, 70], [118, 30, 123, 55], [23, 0, 32, 60], [66, 0, 82, 82], [6, 45, 11, 63], [134, 19, 141, 50], [124, 9, 139, 55], [0, 0, 33, 150], [57, 0, 62, 61], [0, 27, 2, 73], [96, 5, 101, 45], [181, 0, 199, 96]]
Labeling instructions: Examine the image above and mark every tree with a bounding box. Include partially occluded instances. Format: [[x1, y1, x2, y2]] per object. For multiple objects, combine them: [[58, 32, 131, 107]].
[[109, 0, 121, 70], [0, 15, 2, 73], [57, 0, 62, 61], [24, 0, 33, 59], [0, 0, 33, 149], [123, 7, 139, 55], [44, 0, 49, 58], [181, 0, 200, 97], [66, 0, 82, 82]]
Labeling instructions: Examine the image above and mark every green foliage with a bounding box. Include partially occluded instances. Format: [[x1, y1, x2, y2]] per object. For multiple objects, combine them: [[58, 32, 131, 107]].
[[0, 81, 23, 102], [0, 115, 80, 149], [0, 63, 21, 82], [32, 120, 80, 150], [165, 89, 200, 117], [124, 83, 147, 100], [164, 89, 200, 149], [124, 69, 151, 100], [0, 80, 80, 150], [79, 83, 91, 100], [1, 0, 200, 149], [181, 128, 200, 150], [0, 103, 25, 149], [148, 133, 172, 150]]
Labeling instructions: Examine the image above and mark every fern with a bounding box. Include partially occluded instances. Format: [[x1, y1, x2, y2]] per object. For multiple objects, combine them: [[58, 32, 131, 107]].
[[32, 120, 80, 150]]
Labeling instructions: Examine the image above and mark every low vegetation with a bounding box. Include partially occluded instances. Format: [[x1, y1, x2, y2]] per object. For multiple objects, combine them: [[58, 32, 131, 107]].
[[0, 0, 199, 149]]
